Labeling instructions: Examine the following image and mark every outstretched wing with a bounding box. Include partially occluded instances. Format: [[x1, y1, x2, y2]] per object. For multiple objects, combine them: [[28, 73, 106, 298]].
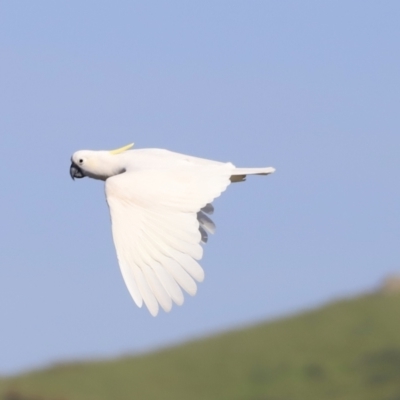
[[105, 163, 234, 316]]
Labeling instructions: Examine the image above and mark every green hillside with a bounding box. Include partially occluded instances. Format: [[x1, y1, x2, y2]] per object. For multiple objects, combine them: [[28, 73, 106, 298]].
[[1, 292, 400, 400]]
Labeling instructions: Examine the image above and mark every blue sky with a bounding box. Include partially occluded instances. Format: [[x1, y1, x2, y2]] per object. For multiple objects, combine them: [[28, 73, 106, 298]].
[[0, 1, 399, 374]]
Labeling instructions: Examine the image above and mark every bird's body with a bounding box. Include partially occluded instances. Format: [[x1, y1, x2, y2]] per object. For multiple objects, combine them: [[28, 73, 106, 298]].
[[70, 144, 275, 316]]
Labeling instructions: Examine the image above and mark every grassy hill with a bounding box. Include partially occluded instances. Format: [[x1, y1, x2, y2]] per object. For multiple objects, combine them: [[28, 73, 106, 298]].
[[1, 292, 400, 400]]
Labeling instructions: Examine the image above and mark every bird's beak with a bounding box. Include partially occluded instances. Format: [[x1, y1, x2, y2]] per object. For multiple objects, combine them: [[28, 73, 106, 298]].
[[70, 162, 85, 180]]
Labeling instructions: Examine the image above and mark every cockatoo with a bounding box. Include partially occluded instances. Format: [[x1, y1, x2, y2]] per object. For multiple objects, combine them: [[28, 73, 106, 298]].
[[70, 143, 275, 316]]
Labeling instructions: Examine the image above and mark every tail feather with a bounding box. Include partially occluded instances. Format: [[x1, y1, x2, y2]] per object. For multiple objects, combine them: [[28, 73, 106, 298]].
[[230, 166, 275, 182]]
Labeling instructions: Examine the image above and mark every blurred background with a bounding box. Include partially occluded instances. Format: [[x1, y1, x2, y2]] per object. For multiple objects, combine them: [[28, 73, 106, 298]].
[[0, 1, 399, 398]]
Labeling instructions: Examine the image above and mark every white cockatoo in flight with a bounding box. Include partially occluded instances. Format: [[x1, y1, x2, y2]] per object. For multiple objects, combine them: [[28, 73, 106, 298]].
[[70, 143, 275, 316]]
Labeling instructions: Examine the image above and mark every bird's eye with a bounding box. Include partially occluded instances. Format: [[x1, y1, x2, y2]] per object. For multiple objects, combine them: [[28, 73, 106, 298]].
[[79, 159, 84, 164]]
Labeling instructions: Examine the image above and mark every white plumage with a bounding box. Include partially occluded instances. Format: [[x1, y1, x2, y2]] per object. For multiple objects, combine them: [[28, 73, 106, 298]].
[[70, 144, 275, 316]]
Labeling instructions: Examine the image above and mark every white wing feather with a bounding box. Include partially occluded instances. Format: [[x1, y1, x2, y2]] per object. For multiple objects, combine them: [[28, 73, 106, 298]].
[[105, 163, 233, 316]]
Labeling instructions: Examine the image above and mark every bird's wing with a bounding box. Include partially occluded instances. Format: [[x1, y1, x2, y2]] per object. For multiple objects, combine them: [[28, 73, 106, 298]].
[[105, 163, 234, 316]]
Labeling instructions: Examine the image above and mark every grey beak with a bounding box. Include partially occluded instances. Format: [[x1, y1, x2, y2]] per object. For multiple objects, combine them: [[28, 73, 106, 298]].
[[70, 162, 85, 180]]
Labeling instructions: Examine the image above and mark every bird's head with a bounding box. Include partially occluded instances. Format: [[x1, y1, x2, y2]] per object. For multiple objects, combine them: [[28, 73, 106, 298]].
[[70, 143, 134, 181]]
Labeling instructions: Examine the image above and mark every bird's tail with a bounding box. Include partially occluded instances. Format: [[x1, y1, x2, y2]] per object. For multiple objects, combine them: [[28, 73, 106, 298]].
[[230, 166, 275, 182]]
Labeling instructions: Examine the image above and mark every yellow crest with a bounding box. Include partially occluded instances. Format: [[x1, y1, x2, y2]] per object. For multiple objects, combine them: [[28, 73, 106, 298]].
[[109, 143, 134, 155]]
